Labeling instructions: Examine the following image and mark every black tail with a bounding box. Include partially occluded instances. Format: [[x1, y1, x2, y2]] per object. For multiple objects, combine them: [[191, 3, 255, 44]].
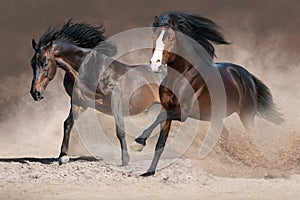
[[252, 75, 284, 125]]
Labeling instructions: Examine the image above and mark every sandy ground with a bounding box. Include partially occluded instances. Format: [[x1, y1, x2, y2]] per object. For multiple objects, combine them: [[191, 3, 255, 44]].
[[1, 107, 300, 200], [1, 159, 300, 200], [1, 157, 300, 200]]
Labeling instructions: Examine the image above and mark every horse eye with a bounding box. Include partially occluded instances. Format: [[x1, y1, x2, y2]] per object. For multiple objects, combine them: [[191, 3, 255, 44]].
[[169, 37, 174, 41], [44, 65, 49, 77], [41, 61, 47, 68]]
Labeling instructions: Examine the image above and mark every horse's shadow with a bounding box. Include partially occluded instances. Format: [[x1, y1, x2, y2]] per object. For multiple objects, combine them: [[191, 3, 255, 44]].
[[0, 156, 99, 164]]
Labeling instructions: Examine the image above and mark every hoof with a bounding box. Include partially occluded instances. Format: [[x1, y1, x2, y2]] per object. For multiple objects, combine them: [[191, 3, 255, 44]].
[[121, 155, 130, 166], [130, 141, 145, 152], [121, 161, 129, 166], [140, 171, 155, 177], [58, 155, 70, 165]]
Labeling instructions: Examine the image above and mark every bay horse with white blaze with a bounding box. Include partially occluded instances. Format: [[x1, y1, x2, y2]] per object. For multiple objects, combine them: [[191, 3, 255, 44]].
[[131, 12, 283, 176], [30, 21, 160, 165]]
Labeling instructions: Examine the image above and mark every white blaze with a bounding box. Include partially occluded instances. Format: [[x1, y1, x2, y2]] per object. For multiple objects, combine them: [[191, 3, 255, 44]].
[[150, 30, 165, 72]]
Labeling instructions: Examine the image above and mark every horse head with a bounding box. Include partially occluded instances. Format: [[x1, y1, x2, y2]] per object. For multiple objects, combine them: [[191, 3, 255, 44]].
[[30, 21, 116, 101], [150, 16, 178, 73], [30, 39, 58, 101]]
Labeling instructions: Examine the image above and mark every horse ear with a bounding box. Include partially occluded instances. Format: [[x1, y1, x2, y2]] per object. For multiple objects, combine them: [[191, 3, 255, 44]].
[[169, 16, 177, 29], [154, 16, 159, 24], [32, 39, 37, 50]]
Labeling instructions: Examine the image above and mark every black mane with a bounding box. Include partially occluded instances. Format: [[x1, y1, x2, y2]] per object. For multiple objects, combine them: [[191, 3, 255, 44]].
[[153, 11, 230, 58], [37, 20, 108, 49]]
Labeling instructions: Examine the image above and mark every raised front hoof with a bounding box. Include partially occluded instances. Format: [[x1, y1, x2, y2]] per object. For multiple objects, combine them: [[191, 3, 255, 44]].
[[130, 141, 145, 152], [58, 155, 70, 165], [140, 171, 155, 177]]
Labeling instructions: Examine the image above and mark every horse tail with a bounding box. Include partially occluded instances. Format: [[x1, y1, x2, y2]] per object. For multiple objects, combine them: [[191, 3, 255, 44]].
[[252, 75, 284, 125]]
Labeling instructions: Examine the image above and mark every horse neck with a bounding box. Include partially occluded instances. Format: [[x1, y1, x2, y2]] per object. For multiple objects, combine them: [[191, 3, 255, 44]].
[[53, 42, 90, 79], [167, 55, 194, 74], [166, 54, 207, 87]]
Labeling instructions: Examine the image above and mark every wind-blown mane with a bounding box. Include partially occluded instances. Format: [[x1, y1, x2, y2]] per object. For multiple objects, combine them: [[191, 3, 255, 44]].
[[153, 11, 230, 58], [37, 20, 116, 56]]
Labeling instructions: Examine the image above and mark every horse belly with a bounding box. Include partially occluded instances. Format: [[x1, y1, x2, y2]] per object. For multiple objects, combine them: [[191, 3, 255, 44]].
[[189, 82, 240, 120], [127, 84, 159, 115]]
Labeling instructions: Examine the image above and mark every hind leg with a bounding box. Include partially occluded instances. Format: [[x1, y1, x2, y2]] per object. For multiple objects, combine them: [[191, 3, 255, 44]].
[[239, 109, 256, 133], [221, 125, 229, 140], [238, 88, 257, 133]]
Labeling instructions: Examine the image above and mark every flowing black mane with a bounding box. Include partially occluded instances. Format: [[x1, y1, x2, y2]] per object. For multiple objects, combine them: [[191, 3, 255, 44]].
[[37, 20, 108, 49], [153, 11, 230, 58]]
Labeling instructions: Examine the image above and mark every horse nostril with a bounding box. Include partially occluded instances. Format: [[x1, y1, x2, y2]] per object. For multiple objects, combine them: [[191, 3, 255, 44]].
[[156, 59, 160, 63], [35, 91, 44, 99]]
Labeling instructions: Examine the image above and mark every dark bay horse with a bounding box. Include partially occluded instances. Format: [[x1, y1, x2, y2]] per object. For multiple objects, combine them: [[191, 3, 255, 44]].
[[30, 21, 160, 165], [131, 11, 283, 176]]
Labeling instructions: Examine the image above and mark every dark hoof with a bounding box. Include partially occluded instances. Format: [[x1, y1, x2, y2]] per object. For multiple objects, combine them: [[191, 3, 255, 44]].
[[140, 171, 155, 177]]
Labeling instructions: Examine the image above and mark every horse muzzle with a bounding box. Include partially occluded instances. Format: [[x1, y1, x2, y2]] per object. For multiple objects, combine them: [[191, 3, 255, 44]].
[[150, 62, 165, 73], [30, 88, 45, 101]]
